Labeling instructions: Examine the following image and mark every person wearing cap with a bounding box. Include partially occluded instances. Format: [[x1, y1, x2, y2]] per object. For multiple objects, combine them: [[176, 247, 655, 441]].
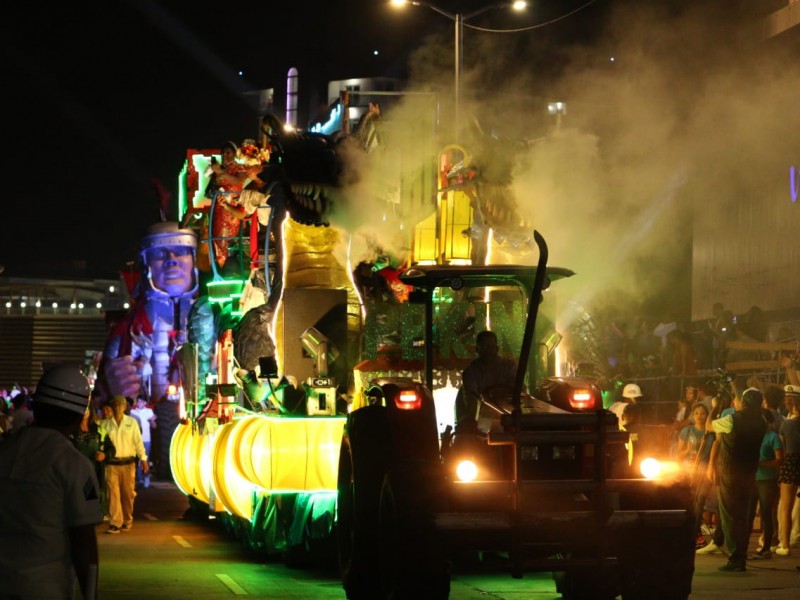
[[0, 365, 102, 598], [100, 395, 148, 534], [608, 383, 642, 425], [776, 384, 800, 556], [705, 387, 767, 571]]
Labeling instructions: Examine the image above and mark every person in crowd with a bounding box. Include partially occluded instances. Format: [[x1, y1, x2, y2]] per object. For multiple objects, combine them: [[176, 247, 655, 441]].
[[0, 396, 11, 435], [710, 309, 735, 369], [619, 401, 640, 432], [667, 329, 698, 379], [70, 405, 115, 519], [101, 401, 114, 420], [629, 318, 661, 377], [764, 384, 786, 433], [0, 365, 102, 598], [457, 330, 518, 428], [608, 383, 642, 421], [776, 385, 800, 556], [737, 306, 768, 342], [671, 385, 698, 448], [780, 351, 800, 390], [696, 381, 718, 414], [748, 409, 784, 559], [8, 393, 34, 432], [705, 387, 767, 571], [100, 395, 148, 534], [677, 403, 712, 466], [756, 385, 785, 552], [130, 396, 156, 488], [605, 317, 628, 374], [675, 403, 716, 550]]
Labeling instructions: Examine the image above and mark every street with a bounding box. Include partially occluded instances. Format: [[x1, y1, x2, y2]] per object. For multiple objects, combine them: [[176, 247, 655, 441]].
[[97, 482, 799, 599]]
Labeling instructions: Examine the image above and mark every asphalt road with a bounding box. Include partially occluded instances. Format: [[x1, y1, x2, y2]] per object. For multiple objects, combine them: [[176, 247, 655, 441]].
[[96, 482, 800, 599]]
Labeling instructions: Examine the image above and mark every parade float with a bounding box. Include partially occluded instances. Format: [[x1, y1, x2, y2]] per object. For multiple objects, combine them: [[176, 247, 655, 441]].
[[156, 95, 564, 563]]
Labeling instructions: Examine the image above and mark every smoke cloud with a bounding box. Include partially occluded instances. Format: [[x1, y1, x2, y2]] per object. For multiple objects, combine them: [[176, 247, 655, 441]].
[[332, 1, 799, 328]]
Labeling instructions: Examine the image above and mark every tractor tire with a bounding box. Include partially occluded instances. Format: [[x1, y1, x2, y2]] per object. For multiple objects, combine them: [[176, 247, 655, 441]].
[[337, 406, 391, 600], [616, 518, 694, 600], [616, 483, 695, 600], [378, 464, 450, 600]]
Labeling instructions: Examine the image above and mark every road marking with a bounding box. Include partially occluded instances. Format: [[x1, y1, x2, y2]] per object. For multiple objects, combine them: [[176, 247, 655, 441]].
[[173, 535, 192, 548], [143, 513, 158, 521], [216, 574, 248, 595]]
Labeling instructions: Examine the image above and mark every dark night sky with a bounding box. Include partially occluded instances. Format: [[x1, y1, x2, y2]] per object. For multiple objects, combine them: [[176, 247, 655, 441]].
[[0, 0, 603, 278]]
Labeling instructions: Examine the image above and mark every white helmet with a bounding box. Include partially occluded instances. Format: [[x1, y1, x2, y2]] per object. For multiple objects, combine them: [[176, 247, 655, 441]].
[[33, 365, 90, 415], [622, 383, 643, 399]]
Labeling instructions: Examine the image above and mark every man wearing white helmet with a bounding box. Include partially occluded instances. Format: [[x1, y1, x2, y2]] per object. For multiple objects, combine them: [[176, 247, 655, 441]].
[[0, 365, 102, 599], [608, 382, 643, 424]]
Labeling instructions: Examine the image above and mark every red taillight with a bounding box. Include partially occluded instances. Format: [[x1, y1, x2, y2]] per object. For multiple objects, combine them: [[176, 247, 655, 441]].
[[569, 389, 595, 410], [395, 390, 422, 410]]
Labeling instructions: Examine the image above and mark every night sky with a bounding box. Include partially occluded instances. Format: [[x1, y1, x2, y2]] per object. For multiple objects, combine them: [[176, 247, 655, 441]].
[[0, 0, 604, 278]]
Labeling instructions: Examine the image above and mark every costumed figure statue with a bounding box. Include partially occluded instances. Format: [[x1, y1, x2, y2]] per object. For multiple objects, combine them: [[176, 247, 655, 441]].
[[98, 221, 199, 479]]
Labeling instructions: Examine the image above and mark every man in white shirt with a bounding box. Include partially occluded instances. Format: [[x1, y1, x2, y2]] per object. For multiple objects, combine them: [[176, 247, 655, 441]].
[[130, 396, 157, 488], [0, 365, 102, 598], [100, 395, 148, 533]]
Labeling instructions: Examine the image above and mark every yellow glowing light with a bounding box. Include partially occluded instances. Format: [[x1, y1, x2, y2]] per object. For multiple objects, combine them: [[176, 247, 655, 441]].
[[456, 460, 478, 482], [272, 211, 290, 375], [211, 420, 260, 519], [639, 457, 681, 480], [170, 423, 214, 504], [640, 457, 661, 479], [172, 414, 347, 519]]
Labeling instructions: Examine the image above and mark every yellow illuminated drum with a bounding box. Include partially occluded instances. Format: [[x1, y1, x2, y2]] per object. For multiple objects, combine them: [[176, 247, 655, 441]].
[[231, 415, 346, 492], [170, 422, 213, 504], [211, 419, 259, 520]]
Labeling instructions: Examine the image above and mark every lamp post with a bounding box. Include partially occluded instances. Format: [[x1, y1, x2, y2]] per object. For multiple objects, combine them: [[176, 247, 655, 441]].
[[391, 1, 528, 139]]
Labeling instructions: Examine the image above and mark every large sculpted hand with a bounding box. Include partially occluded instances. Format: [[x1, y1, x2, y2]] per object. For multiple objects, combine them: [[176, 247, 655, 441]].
[[103, 355, 146, 399]]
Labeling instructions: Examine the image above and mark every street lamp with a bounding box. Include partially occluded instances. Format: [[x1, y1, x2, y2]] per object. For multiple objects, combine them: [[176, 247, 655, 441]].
[[391, 0, 528, 139]]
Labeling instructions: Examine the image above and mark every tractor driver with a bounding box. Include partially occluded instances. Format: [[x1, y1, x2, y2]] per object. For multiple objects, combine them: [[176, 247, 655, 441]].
[[456, 330, 519, 428]]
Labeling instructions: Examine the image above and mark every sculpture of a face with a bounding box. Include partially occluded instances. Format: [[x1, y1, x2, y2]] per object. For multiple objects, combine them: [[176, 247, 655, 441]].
[[146, 246, 195, 296]]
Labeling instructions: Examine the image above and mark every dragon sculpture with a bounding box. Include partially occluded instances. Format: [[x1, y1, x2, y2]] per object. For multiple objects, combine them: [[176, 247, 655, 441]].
[[188, 105, 541, 400]]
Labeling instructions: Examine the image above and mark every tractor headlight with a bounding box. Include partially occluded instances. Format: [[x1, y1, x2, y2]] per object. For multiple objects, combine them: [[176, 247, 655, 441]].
[[640, 457, 663, 479], [639, 457, 680, 480], [456, 459, 478, 482]]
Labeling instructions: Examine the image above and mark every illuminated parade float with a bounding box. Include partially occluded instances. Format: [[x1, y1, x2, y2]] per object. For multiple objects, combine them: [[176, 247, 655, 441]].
[[103, 92, 694, 600], [162, 95, 559, 559]]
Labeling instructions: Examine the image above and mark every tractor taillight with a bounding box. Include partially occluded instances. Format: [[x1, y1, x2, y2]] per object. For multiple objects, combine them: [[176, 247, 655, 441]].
[[569, 389, 595, 410], [395, 390, 422, 410]]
